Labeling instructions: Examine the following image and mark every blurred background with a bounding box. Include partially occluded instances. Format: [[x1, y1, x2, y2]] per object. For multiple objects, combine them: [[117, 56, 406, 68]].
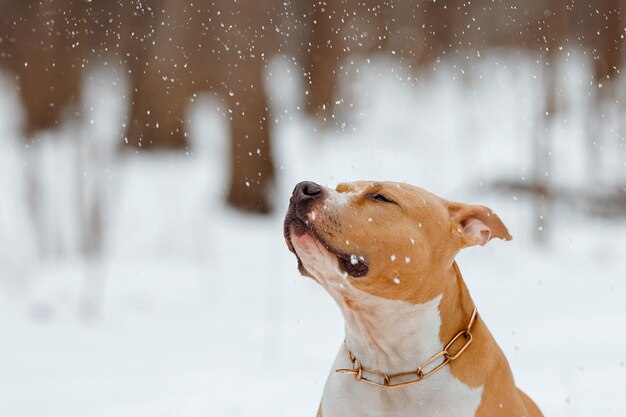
[[1, 1, 625, 416]]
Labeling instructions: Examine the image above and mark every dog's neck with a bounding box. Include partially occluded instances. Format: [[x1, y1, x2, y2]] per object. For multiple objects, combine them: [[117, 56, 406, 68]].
[[331, 263, 476, 374]]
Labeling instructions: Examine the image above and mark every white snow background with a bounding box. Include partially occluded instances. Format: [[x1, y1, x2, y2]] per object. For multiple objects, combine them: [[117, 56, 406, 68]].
[[1, 54, 626, 417]]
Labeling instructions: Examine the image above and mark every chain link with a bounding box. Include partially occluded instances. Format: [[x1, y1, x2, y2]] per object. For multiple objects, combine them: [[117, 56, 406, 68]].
[[336, 308, 478, 388]]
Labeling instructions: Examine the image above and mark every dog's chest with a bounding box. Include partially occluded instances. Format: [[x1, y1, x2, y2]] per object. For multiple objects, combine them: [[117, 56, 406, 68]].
[[321, 349, 483, 417]]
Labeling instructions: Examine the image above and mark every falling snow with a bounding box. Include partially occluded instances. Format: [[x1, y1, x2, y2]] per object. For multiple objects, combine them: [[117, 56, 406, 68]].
[[0, 2, 625, 416]]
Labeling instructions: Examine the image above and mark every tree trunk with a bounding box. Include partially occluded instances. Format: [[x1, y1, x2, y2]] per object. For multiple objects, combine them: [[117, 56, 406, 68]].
[[225, 62, 275, 214], [304, 0, 342, 120], [123, 0, 189, 150], [125, 68, 189, 150]]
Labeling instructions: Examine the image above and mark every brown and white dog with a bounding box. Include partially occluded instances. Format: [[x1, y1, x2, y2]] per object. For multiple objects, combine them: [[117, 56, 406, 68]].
[[284, 181, 543, 417]]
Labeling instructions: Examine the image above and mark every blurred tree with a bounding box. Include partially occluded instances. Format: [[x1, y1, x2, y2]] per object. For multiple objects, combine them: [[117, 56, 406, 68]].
[[100, 0, 278, 211], [124, 0, 190, 150], [0, 0, 88, 256], [0, 0, 84, 136]]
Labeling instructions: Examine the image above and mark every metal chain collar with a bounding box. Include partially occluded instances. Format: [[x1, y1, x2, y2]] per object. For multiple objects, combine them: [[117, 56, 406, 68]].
[[335, 308, 478, 388]]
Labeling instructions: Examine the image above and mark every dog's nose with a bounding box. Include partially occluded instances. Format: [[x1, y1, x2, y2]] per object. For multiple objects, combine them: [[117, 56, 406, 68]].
[[291, 181, 322, 203]]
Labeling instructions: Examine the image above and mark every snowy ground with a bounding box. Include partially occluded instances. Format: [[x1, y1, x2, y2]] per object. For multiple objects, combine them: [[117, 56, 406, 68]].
[[1, 55, 626, 417]]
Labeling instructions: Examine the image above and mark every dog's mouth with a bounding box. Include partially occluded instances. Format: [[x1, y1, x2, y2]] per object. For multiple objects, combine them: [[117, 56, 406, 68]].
[[283, 209, 368, 278]]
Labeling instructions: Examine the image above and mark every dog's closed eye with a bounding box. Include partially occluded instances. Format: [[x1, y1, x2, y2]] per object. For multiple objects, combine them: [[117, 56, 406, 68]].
[[368, 193, 396, 204]]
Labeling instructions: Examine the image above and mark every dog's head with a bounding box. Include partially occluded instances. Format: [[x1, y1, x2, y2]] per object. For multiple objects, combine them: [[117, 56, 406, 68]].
[[284, 181, 511, 303]]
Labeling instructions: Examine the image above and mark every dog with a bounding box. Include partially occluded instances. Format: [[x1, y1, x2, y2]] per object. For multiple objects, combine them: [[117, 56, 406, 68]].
[[284, 180, 543, 417]]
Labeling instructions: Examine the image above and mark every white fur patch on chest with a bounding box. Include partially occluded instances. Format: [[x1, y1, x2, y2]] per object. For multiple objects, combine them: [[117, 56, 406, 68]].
[[322, 355, 483, 417], [320, 295, 483, 417]]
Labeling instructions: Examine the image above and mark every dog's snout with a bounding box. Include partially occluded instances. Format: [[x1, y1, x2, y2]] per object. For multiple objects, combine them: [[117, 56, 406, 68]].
[[291, 181, 323, 204]]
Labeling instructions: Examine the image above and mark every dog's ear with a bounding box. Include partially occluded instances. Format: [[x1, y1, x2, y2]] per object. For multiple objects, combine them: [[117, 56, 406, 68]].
[[447, 202, 512, 248]]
